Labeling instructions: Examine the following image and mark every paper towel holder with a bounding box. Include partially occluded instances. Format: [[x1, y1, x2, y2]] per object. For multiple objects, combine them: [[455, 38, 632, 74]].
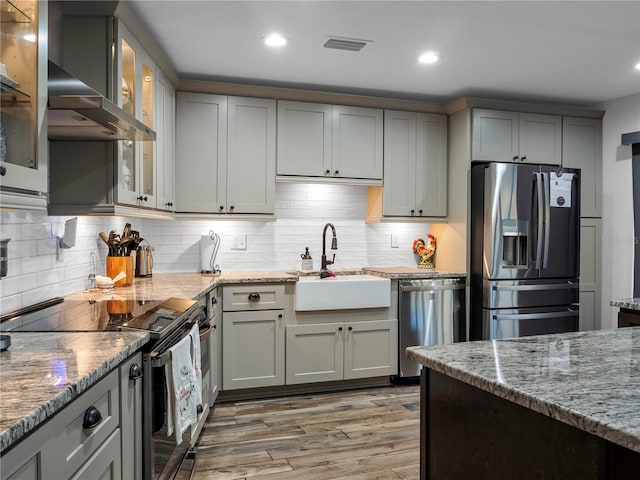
[[57, 217, 78, 260]]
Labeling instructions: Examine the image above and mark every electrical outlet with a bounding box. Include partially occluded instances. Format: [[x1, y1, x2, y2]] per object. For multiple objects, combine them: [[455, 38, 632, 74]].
[[232, 234, 247, 250], [391, 234, 400, 248]]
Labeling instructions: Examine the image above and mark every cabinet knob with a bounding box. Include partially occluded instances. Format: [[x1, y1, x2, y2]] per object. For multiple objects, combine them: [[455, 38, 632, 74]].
[[129, 363, 143, 380], [334, 170, 340, 176], [278, 314, 283, 318], [520, 156, 527, 162], [410, 209, 415, 215], [165, 202, 173, 207], [211, 297, 217, 305], [219, 205, 224, 211], [82, 406, 103, 430], [348, 326, 353, 331], [248, 292, 261, 301], [230, 205, 235, 210], [213, 323, 217, 329], [338, 326, 343, 331], [0, 166, 6, 176], [137, 195, 148, 202], [325, 169, 331, 175], [418, 209, 423, 215], [512, 156, 519, 162]]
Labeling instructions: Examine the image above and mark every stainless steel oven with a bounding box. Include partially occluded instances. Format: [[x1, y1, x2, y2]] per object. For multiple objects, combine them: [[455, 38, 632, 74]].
[[136, 299, 210, 480]]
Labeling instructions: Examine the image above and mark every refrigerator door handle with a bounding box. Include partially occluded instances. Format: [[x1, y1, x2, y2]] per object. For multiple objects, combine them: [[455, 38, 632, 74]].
[[492, 283, 579, 292], [542, 172, 551, 268], [493, 310, 578, 321], [534, 172, 544, 269]]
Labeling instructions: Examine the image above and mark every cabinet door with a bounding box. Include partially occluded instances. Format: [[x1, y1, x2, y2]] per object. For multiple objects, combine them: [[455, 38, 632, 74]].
[[383, 110, 417, 216], [286, 323, 344, 384], [69, 430, 122, 480], [518, 113, 562, 165], [175, 92, 227, 213], [579, 218, 601, 331], [344, 320, 398, 379], [332, 105, 383, 180], [222, 310, 285, 389], [119, 352, 143, 480], [137, 50, 156, 208], [562, 117, 602, 217], [227, 97, 276, 214], [277, 100, 332, 177], [415, 113, 448, 217], [0, 0, 48, 200], [155, 69, 175, 211], [211, 310, 221, 402], [471, 109, 519, 162]]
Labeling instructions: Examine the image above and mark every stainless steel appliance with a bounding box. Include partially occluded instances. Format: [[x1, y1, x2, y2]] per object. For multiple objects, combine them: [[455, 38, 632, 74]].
[[398, 277, 466, 377], [470, 162, 580, 340], [135, 242, 154, 277]]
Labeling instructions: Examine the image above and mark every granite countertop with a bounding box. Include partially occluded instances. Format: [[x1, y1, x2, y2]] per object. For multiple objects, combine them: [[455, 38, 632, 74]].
[[407, 328, 640, 453], [610, 298, 640, 311], [0, 331, 149, 453], [362, 266, 467, 279]]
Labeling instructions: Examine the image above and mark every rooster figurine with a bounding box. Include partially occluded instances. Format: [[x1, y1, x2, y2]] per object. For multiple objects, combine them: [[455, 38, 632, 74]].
[[413, 234, 436, 269]]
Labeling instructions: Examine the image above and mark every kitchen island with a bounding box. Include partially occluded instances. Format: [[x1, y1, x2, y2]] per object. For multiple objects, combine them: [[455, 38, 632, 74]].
[[407, 328, 640, 480]]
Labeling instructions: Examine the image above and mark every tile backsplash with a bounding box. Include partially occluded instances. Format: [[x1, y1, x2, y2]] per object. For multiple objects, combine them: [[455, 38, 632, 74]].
[[0, 183, 433, 313]]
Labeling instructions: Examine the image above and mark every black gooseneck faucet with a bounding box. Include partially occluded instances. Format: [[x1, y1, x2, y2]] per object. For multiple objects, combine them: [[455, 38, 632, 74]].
[[320, 223, 338, 278]]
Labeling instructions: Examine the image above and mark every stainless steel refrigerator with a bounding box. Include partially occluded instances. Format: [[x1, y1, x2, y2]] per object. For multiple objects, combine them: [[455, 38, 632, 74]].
[[470, 162, 580, 340]]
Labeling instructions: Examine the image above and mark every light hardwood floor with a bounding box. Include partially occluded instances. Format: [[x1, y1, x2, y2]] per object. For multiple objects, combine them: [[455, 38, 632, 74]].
[[191, 385, 420, 480]]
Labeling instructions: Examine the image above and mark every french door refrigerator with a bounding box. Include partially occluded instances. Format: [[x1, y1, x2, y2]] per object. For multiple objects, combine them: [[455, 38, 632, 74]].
[[470, 162, 580, 340]]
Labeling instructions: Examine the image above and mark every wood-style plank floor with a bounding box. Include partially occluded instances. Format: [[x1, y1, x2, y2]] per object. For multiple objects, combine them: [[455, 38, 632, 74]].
[[191, 385, 420, 480]]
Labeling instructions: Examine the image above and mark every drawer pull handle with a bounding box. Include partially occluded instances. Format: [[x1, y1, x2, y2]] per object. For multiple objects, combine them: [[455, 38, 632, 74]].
[[83, 406, 103, 429], [248, 292, 261, 301], [129, 363, 143, 380]]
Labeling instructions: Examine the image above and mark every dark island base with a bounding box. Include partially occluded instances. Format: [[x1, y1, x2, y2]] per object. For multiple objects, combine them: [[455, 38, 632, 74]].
[[420, 369, 640, 480]]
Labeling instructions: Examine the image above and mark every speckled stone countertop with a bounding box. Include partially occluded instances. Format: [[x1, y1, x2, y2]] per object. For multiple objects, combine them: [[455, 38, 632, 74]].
[[610, 298, 640, 311], [362, 266, 467, 279], [0, 331, 149, 453], [407, 328, 640, 453]]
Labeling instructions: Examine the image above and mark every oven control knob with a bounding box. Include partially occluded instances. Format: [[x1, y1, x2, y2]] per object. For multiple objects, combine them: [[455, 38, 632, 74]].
[[248, 292, 261, 302], [83, 406, 103, 429], [129, 363, 143, 380]]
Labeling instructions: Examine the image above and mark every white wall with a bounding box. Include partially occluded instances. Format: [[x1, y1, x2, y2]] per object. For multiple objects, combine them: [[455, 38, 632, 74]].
[[600, 93, 640, 329], [0, 183, 432, 314]]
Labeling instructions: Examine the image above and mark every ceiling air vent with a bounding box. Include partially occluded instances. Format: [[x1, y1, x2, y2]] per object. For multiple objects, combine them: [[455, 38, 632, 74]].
[[323, 37, 371, 52]]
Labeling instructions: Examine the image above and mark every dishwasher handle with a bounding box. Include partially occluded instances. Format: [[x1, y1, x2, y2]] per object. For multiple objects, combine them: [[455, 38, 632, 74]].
[[399, 283, 465, 293]]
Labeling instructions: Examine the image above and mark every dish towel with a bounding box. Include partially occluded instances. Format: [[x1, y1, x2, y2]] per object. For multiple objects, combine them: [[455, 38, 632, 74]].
[[169, 334, 198, 444], [188, 323, 203, 409]]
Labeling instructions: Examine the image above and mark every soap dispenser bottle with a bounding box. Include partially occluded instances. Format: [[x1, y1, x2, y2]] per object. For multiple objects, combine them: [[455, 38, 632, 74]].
[[300, 247, 313, 270]]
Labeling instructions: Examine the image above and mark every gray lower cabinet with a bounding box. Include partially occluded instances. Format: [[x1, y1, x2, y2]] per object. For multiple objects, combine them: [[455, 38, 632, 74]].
[[222, 284, 286, 390], [1, 353, 142, 480], [579, 218, 601, 331], [286, 319, 398, 384]]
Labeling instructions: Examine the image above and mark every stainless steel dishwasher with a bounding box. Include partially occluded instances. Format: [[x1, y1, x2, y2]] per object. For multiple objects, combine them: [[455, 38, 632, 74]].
[[398, 277, 466, 377]]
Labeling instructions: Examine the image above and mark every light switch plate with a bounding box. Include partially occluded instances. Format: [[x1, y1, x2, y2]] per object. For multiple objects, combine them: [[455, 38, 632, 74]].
[[232, 234, 247, 250], [391, 234, 400, 248]]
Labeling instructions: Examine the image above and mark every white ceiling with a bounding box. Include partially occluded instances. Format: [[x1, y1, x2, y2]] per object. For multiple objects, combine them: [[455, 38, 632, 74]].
[[129, 0, 640, 106]]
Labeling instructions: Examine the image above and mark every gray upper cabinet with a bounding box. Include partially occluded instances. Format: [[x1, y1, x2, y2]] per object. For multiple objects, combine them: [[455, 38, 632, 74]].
[[472, 109, 562, 165], [277, 101, 332, 177], [155, 68, 176, 212], [175, 93, 276, 215], [562, 117, 602, 218], [175, 92, 227, 213], [382, 111, 447, 217], [277, 100, 383, 184]]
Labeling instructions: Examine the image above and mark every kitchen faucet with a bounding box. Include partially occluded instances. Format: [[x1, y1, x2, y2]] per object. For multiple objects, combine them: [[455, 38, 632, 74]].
[[320, 223, 338, 278]]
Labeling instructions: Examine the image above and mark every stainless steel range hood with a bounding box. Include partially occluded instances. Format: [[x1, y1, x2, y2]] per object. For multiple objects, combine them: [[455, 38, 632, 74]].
[[48, 61, 156, 141]]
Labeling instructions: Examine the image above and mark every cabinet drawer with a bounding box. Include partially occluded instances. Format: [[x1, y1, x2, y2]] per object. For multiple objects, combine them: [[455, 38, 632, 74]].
[[42, 369, 120, 479], [223, 284, 285, 311], [69, 429, 122, 480]]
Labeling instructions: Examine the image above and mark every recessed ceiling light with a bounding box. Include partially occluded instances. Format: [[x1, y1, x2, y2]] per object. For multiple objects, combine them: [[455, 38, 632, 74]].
[[635, 62, 640, 71], [264, 33, 287, 47], [418, 51, 440, 64]]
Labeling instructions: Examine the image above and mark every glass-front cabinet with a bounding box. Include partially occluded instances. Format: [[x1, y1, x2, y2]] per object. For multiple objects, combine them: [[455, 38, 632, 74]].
[[0, 0, 47, 207], [115, 22, 156, 208]]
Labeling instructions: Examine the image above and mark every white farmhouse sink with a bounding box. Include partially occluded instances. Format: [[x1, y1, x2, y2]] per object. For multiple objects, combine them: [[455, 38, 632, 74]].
[[295, 274, 391, 311]]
